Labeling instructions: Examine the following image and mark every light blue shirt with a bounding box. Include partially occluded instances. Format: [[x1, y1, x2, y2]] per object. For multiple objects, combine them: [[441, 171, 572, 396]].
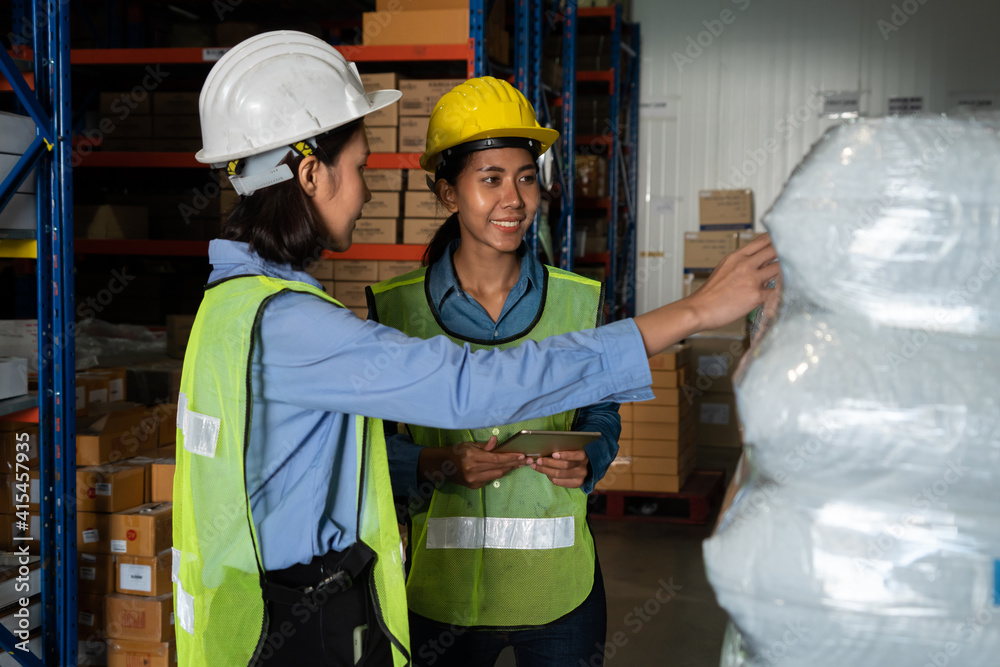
[[386, 239, 622, 494], [206, 240, 654, 570]]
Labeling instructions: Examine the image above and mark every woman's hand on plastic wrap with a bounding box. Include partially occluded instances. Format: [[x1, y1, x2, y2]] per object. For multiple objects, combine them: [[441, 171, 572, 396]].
[[419, 436, 526, 490], [527, 449, 590, 488], [689, 233, 781, 332]]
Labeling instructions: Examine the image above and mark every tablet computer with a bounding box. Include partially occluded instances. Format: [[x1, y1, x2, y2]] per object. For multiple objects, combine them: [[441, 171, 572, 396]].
[[493, 430, 601, 458]]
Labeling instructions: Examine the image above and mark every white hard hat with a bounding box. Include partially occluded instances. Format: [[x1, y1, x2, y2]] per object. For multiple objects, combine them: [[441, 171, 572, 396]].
[[196, 30, 400, 193]]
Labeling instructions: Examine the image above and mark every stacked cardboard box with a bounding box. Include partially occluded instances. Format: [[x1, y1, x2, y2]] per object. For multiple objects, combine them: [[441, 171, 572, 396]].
[[362, 0, 470, 46], [0, 112, 39, 233], [688, 334, 748, 449], [305, 258, 422, 320], [596, 343, 695, 493]]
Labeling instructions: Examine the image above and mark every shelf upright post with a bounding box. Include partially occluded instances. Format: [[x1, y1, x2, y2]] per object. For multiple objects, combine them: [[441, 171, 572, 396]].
[[624, 27, 640, 319], [514, 0, 540, 255], [560, 0, 576, 271], [469, 0, 487, 77], [606, 3, 622, 318]]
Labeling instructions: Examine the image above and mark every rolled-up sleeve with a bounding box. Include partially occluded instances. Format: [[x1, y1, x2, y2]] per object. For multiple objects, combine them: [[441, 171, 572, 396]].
[[257, 293, 654, 430], [577, 402, 621, 494]]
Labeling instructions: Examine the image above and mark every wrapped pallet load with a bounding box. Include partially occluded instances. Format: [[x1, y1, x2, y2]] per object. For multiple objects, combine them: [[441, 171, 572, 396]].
[[704, 114, 1000, 667]]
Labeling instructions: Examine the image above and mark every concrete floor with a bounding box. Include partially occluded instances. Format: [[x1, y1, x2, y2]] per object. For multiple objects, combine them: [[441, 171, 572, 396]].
[[493, 447, 742, 667]]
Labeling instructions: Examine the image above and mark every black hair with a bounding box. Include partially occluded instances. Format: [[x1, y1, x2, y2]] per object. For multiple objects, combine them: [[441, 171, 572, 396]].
[[422, 151, 473, 267], [222, 119, 364, 269]]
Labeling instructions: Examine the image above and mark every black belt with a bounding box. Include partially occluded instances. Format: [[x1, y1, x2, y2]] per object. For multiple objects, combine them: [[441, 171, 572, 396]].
[[262, 542, 375, 607]]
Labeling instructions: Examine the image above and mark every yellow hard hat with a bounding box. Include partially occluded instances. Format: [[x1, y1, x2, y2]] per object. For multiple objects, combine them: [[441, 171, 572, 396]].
[[419, 76, 560, 172]]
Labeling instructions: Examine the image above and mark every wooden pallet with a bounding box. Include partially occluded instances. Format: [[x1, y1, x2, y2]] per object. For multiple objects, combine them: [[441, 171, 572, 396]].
[[588, 469, 726, 525]]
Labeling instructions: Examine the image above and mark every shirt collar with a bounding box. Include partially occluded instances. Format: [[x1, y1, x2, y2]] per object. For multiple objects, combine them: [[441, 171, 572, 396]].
[[208, 239, 323, 289], [427, 237, 541, 315]]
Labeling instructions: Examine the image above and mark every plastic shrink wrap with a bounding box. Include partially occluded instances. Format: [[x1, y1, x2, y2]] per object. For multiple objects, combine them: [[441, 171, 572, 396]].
[[704, 114, 1000, 667]]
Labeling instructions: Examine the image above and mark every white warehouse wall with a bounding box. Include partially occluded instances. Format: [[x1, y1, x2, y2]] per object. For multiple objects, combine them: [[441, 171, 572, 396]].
[[631, 0, 1000, 314]]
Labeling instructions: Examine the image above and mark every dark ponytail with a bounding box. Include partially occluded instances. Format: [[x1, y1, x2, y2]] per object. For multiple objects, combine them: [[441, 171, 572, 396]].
[[421, 151, 473, 267]]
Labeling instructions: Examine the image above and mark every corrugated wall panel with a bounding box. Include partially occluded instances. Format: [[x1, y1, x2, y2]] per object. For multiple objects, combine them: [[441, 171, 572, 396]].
[[632, 0, 1000, 314]]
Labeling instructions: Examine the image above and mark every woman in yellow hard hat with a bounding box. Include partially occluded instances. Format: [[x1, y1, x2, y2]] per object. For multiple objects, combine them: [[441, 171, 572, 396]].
[[368, 77, 775, 666], [180, 29, 778, 665]]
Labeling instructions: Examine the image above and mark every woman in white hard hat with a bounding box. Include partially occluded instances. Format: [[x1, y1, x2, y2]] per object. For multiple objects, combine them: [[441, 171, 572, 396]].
[[175, 31, 779, 667]]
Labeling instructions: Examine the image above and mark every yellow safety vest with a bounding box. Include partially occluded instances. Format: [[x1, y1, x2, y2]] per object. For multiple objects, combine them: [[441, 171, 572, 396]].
[[172, 275, 409, 666], [368, 265, 603, 628]]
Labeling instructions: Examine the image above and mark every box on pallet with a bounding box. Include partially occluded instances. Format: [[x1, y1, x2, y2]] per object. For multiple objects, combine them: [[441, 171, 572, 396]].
[[399, 116, 431, 152], [397, 79, 466, 116], [364, 169, 404, 191], [354, 218, 397, 244], [378, 260, 421, 281], [683, 231, 739, 272], [107, 638, 176, 667], [366, 126, 397, 153], [687, 335, 748, 393], [698, 189, 754, 230], [694, 391, 742, 448], [334, 260, 380, 283], [595, 457, 632, 491], [407, 168, 431, 191], [405, 190, 443, 218], [364, 191, 401, 218], [403, 218, 443, 245]]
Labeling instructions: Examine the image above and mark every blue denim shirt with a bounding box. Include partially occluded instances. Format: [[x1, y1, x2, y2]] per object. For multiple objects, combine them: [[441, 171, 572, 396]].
[[385, 239, 622, 495], [206, 240, 653, 570]]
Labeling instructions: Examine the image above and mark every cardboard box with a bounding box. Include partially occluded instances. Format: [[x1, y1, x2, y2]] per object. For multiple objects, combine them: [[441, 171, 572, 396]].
[[404, 190, 442, 218], [683, 231, 739, 272], [636, 387, 681, 407], [153, 92, 199, 115], [632, 419, 690, 442], [106, 593, 174, 642], [305, 259, 335, 281], [0, 357, 27, 400], [397, 78, 466, 116], [632, 473, 685, 494], [77, 511, 112, 554], [694, 391, 742, 448], [79, 552, 116, 595], [153, 115, 201, 139], [118, 455, 156, 502], [360, 73, 400, 126], [166, 315, 195, 360], [88, 367, 128, 403], [77, 404, 157, 466], [364, 191, 401, 218], [150, 461, 175, 503], [618, 402, 633, 422], [407, 168, 431, 190], [155, 444, 175, 459], [633, 403, 687, 424], [648, 343, 688, 371], [364, 169, 404, 191], [366, 126, 397, 153], [77, 372, 111, 408], [0, 320, 37, 372], [76, 465, 145, 514], [155, 404, 177, 446], [353, 218, 397, 244], [363, 9, 469, 47], [633, 437, 687, 458], [334, 282, 370, 308], [378, 260, 421, 281], [617, 439, 632, 457], [632, 456, 684, 476], [99, 92, 152, 116], [333, 260, 380, 282], [649, 369, 687, 389], [402, 218, 442, 245], [688, 335, 749, 394], [319, 280, 334, 296], [376, 0, 468, 8], [620, 421, 633, 441], [107, 638, 176, 667], [126, 360, 183, 405], [78, 593, 107, 635], [699, 189, 754, 229], [117, 550, 172, 597], [110, 502, 172, 558], [595, 457, 632, 491], [398, 116, 430, 152]]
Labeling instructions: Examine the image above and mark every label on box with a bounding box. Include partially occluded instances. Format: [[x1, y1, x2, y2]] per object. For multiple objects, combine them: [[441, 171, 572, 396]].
[[81, 553, 97, 562], [82, 529, 100, 544], [80, 566, 96, 580], [121, 563, 152, 592], [109, 378, 124, 402], [95, 483, 111, 496], [697, 355, 728, 378], [79, 611, 95, 627], [111, 539, 127, 554], [700, 403, 731, 426], [202, 48, 229, 62], [89, 388, 108, 404]]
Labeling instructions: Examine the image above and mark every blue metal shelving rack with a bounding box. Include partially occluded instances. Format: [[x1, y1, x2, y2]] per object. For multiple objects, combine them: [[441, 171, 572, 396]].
[[0, 1, 75, 665]]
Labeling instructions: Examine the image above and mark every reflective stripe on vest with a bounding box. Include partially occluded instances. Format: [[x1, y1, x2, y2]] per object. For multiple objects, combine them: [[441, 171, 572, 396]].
[[173, 275, 410, 666], [369, 265, 604, 628]]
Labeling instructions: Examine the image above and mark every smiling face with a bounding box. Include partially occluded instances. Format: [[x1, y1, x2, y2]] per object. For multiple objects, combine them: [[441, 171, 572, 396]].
[[442, 147, 540, 256]]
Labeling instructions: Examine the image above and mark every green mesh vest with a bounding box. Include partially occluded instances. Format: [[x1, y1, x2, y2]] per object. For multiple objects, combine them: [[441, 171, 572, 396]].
[[368, 265, 603, 628], [172, 275, 410, 666]]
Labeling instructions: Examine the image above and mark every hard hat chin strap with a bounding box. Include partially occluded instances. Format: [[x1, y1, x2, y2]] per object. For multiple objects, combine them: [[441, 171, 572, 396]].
[[226, 138, 319, 196]]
